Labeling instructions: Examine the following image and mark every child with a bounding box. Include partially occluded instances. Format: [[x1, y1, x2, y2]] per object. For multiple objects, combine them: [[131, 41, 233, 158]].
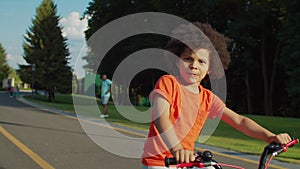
[[141, 22, 291, 168]]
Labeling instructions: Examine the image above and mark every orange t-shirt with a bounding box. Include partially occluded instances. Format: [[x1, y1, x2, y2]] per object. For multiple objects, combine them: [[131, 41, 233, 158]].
[[142, 75, 225, 167]]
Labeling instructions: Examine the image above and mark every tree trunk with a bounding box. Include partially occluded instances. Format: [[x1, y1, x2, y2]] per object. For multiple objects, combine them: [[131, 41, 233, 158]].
[[48, 87, 55, 102], [269, 41, 280, 114], [245, 71, 253, 114], [261, 27, 273, 115]]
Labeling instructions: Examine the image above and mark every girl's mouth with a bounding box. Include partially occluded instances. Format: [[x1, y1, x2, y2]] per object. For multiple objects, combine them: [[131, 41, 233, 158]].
[[189, 73, 198, 76]]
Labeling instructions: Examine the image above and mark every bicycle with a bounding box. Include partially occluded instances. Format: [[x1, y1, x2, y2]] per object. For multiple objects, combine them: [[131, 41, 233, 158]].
[[165, 138, 299, 169]]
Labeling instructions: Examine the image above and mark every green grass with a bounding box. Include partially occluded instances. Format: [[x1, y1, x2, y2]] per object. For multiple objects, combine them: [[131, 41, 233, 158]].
[[25, 94, 76, 113], [204, 116, 300, 163], [24, 94, 151, 131], [24, 94, 300, 164]]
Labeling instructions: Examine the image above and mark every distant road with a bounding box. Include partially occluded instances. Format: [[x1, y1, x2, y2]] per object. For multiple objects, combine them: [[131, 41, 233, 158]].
[[0, 91, 298, 169]]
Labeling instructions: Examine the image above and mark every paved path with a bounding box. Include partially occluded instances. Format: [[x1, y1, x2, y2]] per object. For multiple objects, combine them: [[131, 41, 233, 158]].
[[0, 91, 299, 169], [0, 92, 141, 169]]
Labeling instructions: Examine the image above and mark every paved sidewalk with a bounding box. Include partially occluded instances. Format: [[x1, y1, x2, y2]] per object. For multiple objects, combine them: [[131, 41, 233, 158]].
[[17, 96, 300, 169]]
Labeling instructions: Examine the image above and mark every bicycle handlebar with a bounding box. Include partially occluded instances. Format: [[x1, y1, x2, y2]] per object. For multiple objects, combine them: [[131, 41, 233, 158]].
[[165, 139, 298, 169], [258, 138, 299, 169], [284, 138, 299, 149], [265, 138, 298, 155], [165, 151, 221, 168], [165, 150, 240, 169], [165, 158, 217, 168], [164, 157, 176, 167]]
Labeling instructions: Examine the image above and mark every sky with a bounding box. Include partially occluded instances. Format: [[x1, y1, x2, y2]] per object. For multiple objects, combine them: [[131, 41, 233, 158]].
[[0, 0, 91, 77]]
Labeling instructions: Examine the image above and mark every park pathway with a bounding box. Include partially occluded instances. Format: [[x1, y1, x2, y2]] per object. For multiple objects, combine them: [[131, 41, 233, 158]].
[[0, 91, 299, 169]]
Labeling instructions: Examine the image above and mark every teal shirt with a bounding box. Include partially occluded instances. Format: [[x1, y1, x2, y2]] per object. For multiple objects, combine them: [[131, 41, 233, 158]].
[[101, 79, 112, 96]]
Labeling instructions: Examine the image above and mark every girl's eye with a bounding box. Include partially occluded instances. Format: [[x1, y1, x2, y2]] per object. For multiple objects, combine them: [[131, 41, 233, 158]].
[[182, 56, 192, 61], [199, 59, 206, 64]]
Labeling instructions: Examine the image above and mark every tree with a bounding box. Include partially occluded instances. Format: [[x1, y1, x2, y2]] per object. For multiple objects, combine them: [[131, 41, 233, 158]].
[[83, 0, 164, 105], [19, 0, 72, 102], [82, 0, 298, 116], [279, 0, 300, 116], [225, 0, 289, 116], [0, 43, 11, 86], [84, 0, 138, 40]]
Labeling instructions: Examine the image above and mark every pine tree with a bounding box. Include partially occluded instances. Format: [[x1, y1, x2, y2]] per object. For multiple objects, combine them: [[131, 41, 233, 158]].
[[0, 43, 11, 85], [19, 0, 71, 102]]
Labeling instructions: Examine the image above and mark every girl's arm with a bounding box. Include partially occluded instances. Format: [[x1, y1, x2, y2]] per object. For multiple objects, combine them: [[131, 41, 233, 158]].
[[221, 107, 291, 144], [153, 94, 195, 163]]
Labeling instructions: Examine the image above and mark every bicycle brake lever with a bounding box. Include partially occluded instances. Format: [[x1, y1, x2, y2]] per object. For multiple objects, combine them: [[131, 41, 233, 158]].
[[265, 142, 282, 155], [268, 138, 299, 155]]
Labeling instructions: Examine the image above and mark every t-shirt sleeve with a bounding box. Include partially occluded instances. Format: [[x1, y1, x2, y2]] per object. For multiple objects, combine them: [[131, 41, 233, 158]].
[[150, 75, 175, 105], [208, 93, 226, 119]]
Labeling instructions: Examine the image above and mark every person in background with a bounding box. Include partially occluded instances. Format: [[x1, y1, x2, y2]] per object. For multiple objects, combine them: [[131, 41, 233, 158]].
[[12, 86, 19, 98], [99, 74, 112, 118], [7, 84, 12, 98]]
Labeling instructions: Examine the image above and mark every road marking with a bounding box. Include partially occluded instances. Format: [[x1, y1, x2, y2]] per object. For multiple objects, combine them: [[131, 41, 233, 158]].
[[0, 125, 55, 169]]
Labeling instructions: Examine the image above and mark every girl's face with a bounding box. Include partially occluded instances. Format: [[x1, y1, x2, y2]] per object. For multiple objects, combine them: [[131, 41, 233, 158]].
[[176, 48, 210, 86]]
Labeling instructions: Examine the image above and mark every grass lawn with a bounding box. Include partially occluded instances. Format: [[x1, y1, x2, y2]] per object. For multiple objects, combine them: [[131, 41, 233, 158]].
[[24, 94, 300, 164], [205, 116, 300, 163]]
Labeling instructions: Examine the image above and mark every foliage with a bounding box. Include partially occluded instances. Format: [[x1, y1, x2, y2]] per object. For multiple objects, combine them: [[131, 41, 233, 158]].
[[225, 0, 287, 116], [279, 0, 300, 116], [82, 0, 300, 117], [0, 43, 11, 84], [83, 0, 168, 105], [18, 0, 72, 102]]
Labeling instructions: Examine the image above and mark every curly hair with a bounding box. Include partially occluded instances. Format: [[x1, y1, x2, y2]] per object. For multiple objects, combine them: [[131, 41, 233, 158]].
[[165, 22, 231, 79]]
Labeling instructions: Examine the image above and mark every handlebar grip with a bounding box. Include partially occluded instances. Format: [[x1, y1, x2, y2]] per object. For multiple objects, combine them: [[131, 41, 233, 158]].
[[286, 138, 299, 148], [165, 157, 177, 167]]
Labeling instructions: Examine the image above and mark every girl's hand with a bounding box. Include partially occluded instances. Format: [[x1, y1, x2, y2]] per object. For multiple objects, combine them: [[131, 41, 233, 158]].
[[269, 133, 292, 145], [172, 148, 195, 164]]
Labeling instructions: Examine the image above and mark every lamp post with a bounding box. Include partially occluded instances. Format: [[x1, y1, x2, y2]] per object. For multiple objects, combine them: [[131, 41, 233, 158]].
[[31, 64, 36, 97]]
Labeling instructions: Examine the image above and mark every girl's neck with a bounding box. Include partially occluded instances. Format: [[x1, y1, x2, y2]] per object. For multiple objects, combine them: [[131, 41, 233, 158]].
[[176, 76, 200, 94], [185, 84, 199, 94]]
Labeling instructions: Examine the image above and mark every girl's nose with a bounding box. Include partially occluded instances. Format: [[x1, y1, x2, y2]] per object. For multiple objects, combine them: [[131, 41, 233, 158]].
[[189, 61, 198, 69]]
